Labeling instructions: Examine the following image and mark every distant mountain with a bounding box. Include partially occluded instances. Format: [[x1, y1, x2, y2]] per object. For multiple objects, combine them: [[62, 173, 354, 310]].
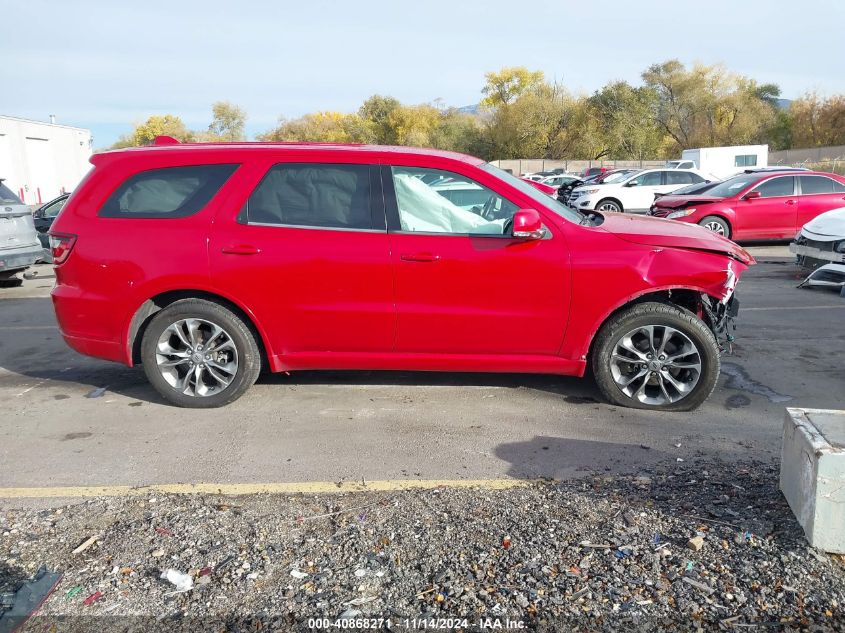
[[457, 104, 480, 114], [776, 98, 792, 110]]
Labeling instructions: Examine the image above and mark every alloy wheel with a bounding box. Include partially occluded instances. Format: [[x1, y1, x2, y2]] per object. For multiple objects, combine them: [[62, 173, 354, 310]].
[[703, 221, 726, 235], [609, 325, 702, 406], [155, 318, 239, 397]]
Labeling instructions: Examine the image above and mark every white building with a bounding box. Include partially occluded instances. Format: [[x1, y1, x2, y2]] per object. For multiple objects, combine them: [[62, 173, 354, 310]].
[[0, 115, 93, 205]]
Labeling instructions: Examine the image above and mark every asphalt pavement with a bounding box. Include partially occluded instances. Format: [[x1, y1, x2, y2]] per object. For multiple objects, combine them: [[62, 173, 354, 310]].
[[1, 246, 843, 501]]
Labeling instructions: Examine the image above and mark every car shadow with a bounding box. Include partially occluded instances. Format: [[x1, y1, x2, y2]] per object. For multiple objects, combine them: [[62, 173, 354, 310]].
[[1, 297, 608, 406]]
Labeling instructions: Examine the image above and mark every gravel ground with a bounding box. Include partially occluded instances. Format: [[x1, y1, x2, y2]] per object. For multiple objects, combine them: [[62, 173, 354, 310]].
[[2, 462, 844, 632]]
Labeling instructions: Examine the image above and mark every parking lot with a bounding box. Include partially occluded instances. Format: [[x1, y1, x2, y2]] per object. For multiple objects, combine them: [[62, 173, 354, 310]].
[[1, 245, 844, 500]]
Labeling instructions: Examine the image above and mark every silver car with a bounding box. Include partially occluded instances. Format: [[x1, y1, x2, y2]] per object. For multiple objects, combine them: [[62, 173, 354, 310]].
[[0, 180, 42, 285]]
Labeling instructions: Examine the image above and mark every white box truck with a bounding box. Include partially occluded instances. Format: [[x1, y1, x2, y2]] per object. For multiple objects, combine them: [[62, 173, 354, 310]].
[[666, 145, 768, 180]]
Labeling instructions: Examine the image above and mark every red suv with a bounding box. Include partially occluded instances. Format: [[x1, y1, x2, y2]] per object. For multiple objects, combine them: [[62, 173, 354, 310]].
[[649, 171, 845, 240], [49, 139, 753, 411]]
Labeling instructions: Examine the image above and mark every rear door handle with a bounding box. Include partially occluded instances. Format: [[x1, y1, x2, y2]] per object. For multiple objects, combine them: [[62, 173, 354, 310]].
[[400, 252, 440, 262], [221, 244, 261, 255], [785, 199, 797, 205]]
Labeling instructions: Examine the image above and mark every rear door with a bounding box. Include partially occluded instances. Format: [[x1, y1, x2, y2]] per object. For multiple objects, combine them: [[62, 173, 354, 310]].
[[797, 175, 845, 229], [208, 159, 396, 358], [733, 175, 797, 239]]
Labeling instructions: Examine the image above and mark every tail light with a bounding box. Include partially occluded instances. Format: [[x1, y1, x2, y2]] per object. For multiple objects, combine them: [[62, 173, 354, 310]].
[[48, 233, 77, 264]]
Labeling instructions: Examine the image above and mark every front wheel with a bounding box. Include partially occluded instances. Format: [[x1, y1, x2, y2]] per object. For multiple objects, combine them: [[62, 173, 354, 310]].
[[591, 302, 720, 411], [140, 299, 261, 408], [596, 199, 622, 213], [699, 215, 731, 238]]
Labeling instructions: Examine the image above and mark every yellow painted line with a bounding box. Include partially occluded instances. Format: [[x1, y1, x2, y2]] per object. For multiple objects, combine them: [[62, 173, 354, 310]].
[[0, 479, 533, 499]]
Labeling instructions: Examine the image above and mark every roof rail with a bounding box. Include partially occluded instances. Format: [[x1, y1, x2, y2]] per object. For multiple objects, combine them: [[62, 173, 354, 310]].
[[153, 135, 182, 146]]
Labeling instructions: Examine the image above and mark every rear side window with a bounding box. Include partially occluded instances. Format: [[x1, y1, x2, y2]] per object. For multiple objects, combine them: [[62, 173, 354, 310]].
[[666, 171, 703, 185], [99, 164, 238, 218], [0, 183, 22, 204], [800, 175, 841, 194], [245, 163, 372, 229]]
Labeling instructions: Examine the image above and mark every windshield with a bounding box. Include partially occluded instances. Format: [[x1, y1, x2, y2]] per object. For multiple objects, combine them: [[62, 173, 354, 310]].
[[0, 183, 23, 204], [480, 163, 583, 224], [599, 170, 634, 184], [706, 173, 760, 198]]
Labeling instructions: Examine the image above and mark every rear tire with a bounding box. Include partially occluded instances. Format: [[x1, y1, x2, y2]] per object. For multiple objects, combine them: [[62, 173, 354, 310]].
[[698, 215, 731, 238], [140, 299, 261, 408], [591, 302, 720, 412]]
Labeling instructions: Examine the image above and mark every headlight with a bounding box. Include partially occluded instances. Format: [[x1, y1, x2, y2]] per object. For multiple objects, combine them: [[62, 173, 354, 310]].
[[580, 189, 599, 195], [835, 240, 845, 253], [666, 208, 696, 219]]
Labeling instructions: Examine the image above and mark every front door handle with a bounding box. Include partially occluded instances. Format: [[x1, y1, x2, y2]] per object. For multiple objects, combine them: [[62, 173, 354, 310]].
[[401, 252, 441, 262], [785, 199, 797, 205], [221, 244, 261, 255]]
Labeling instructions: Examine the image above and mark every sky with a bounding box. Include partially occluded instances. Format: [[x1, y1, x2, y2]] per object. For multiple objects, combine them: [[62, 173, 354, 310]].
[[3, 0, 845, 149]]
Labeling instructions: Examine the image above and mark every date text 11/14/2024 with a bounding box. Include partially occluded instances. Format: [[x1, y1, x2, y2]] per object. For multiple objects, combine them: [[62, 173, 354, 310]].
[[308, 617, 527, 629]]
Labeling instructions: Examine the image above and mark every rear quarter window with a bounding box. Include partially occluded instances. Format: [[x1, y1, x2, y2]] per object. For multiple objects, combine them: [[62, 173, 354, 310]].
[[98, 164, 238, 218]]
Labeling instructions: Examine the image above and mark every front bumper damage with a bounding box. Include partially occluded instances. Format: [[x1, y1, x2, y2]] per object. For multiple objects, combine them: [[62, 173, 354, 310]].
[[700, 261, 741, 351]]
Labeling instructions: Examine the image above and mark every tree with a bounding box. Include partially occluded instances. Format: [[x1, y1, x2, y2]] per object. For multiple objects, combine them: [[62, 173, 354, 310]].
[[207, 101, 247, 141], [480, 67, 545, 108], [111, 114, 195, 148], [589, 82, 663, 160], [259, 111, 374, 144], [358, 95, 401, 144], [790, 92, 845, 147]]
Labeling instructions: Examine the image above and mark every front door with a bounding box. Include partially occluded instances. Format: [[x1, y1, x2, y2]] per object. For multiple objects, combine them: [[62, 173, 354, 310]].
[[624, 171, 667, 212], [209, 161, 395, 357], [733, 175, 796, 240], [383, 165, 569, 356]]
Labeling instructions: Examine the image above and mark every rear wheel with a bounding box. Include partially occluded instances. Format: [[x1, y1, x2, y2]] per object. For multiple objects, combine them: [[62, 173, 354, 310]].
[[596, 199, 622, 213], [140, 299, 261, 408], [699, 215, 731, 238], [591, 302, 720, 412]]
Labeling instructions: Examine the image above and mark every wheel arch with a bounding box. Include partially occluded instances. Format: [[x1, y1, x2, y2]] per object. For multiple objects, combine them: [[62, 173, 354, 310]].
[[126, 289, 275, 371], [582, 287, 712, 365], [698, 214, 733, 238]]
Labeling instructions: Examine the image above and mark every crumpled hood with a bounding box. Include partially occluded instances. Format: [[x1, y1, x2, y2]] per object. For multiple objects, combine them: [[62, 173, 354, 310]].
[[597, 212, 755, 265], [652, 195, 723, 210], [801, 207, 845, 239]]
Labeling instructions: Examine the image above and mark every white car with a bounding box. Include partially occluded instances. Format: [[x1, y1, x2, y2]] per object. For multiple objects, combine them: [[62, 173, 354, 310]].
[[567, 168, 712, 214], [538, 173, 580, 188], [790, 207, 845, 292]]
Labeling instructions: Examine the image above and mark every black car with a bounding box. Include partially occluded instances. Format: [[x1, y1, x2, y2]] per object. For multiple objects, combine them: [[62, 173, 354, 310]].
[[32, 193, 70, 260]]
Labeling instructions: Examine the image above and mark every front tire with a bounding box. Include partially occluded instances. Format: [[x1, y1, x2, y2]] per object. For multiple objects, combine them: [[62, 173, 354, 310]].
[[591, 302, 720, 412], [596, 199, 622, 213], [699, 215, 731, 238], [140, 299, 261, 408]]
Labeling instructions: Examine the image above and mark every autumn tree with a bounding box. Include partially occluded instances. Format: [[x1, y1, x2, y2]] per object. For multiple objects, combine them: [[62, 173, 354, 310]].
[[589, 82, 663, 160], [480, 67, 545, 108], [358, 95, 401, 144], [790, 92, 845, 147], [207, 101, 247, 141], [110, 114, 195, 148], [259, 112, 374, 143]]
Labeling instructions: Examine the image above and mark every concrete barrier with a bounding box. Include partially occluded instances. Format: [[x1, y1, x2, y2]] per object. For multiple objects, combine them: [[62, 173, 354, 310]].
[[780, 408, 845, 553]]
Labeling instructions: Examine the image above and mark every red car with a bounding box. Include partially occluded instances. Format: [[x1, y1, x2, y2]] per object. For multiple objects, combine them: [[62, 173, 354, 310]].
[[49, 139, 753, 411], [649, 171, 845, 240]]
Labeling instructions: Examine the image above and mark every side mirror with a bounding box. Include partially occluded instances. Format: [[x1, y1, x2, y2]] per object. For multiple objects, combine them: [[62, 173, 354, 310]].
[[743, 190, 761, 200], [625, 180, 638, 187], [512, 208, 545, 240]]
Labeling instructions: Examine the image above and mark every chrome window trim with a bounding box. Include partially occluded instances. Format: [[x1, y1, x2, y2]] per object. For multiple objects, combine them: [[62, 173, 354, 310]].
[[244, 221, 385, 234]]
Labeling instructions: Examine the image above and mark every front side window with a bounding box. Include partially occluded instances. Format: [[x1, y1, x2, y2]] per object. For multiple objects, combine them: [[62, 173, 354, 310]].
[[799, 175, 838, 195], [245, 163, 372, 229], [753, 176, 794, 198], [391, 167, 518, 235], [628, 171, 663, 187], [99, 164, 238, 218]]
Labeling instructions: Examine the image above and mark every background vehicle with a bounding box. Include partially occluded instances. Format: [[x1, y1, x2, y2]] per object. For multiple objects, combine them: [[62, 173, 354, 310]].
[[50, 139, 751, 412], [0, 179, 42, 284], [539, 174, 579, 188], [522, 178, 557, 195], [33, 193, 71, 259], [557, 169, 636, 206], [649, 171, 845, 240], [652, 180, 720, 206], [568, 168, 710, 213], [669, 145, 768, 180], [790, 207, 845, 270], [580, 166, 609, 179]]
